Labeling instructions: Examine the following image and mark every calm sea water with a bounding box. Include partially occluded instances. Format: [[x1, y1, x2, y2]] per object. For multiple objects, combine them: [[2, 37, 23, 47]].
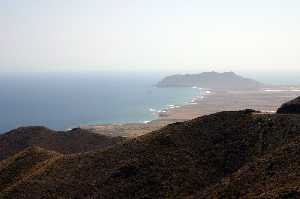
[[0, 73, 200, 133]]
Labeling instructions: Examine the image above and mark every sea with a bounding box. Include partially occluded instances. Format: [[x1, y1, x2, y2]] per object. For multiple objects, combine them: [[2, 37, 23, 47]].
[[0, 72, 201, 133]]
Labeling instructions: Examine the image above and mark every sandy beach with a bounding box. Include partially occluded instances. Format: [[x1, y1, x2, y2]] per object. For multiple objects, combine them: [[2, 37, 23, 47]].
[[84, 86, 300, 137]]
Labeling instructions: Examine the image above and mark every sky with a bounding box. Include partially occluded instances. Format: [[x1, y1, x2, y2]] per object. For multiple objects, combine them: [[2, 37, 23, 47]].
[[1, 0, 300, 75]]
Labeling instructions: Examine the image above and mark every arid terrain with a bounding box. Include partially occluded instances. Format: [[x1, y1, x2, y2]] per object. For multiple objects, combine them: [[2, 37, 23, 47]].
[[2, 71, 300, 198], [1, 97, 300, 198]]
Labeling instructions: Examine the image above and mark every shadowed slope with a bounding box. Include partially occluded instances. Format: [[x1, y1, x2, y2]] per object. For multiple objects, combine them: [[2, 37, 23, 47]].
[[277, 96, 300, 114], [2, 110, 300, 198], [0, 126, 125, 161]]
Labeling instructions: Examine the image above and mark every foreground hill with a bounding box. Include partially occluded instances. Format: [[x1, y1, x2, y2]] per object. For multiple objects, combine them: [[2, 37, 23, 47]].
[[1, 102, 300, 198], [157, 71, 264, 90], [192, 135, 300, 198], [0, 126, 125, 161]]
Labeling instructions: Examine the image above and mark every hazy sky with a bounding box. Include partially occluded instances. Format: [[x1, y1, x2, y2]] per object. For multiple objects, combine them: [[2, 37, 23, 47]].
[[1, 0, 300, 74]]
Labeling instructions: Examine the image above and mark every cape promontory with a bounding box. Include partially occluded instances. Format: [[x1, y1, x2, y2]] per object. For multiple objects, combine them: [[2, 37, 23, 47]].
[[157, 71, 264, 90]]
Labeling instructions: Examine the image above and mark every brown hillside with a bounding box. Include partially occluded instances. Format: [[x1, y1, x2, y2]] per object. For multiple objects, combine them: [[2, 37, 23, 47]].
[[0, 147, 61, 194], [2, 110, 300, 198], [192, 135, 300, 199]]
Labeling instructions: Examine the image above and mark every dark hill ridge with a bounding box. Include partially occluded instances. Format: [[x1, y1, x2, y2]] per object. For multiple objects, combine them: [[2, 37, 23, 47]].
[[2, 105, 300, 198], [277, 96, 300, 114], [0, 126, 125, 161], [157, 71, 264, 90]]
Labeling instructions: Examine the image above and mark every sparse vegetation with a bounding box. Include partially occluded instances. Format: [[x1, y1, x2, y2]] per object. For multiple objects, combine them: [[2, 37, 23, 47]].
[[1, 98, 300, 198]]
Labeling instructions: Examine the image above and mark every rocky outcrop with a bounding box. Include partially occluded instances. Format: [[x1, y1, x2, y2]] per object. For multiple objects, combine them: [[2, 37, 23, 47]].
[[277, 96, 300, 114]]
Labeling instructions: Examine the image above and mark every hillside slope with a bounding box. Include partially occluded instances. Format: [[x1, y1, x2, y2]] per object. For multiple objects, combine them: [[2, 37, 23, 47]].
[[2, 109, 300, 198], [191, 135, 300, 199], [0, 147, 61, 194], [0, 126, 125, 161]]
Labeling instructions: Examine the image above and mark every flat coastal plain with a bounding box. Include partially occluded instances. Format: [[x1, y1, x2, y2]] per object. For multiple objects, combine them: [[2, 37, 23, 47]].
[[85, 86, 300, 138], [164, 87, 300, 119]]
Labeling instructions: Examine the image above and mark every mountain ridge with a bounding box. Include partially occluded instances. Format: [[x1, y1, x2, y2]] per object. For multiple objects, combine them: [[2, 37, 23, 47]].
[[0, 126, 125, 161], [1, 109, 300, 198]]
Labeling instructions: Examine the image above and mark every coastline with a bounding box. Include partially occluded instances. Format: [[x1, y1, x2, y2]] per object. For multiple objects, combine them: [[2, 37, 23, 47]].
[[83, 85, 300, 138], [81, 87, 204, 137], [160, 86, 300, 120]]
